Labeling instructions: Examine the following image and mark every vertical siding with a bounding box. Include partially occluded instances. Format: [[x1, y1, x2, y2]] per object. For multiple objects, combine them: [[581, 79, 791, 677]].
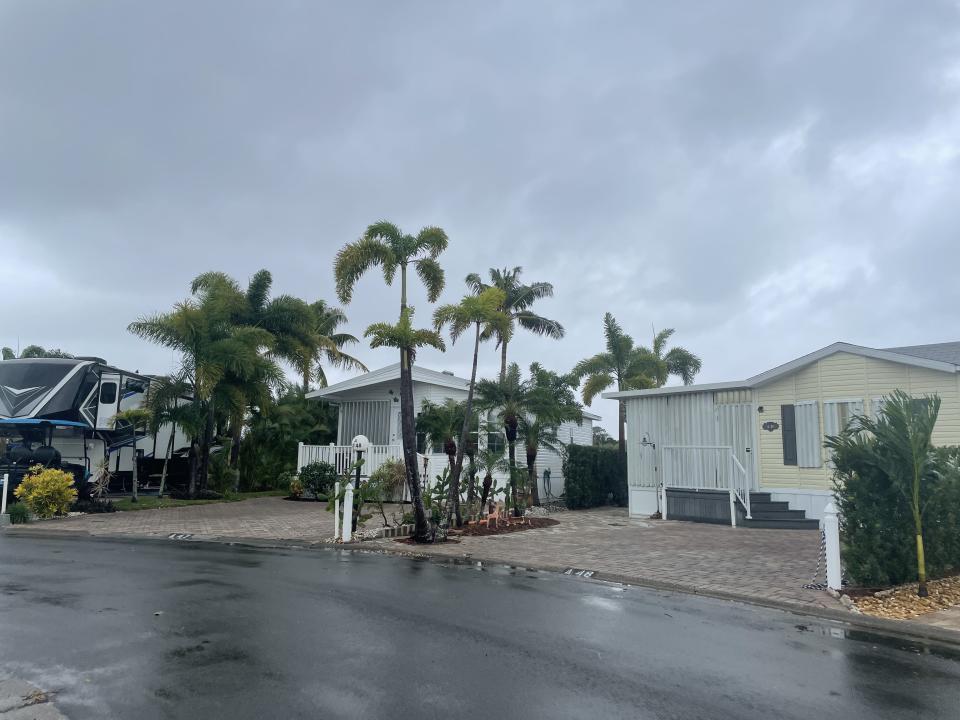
[[534, 418, 593, 499], [757, 352, 960, 491], [625, 392, 717, 487]]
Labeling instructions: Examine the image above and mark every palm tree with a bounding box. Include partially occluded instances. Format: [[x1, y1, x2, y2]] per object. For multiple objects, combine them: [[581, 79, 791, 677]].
[[138, 373, 197, 498], [476, 363, 530, 517], [111, 407, 151, 503], [190, 270, 316, 467], [473, 446, 509, 510], [335, 221, 448, 542], [520, 362, 582, 505], [299, 300, 367, 392], [466, 267, 564, 382], [129, 298, 277, 496], [433, 286, 509, 527], [416, 399, 464, 470], [640, 328, 703, 387], [830, 391, 942, 597], [571, 314, 702, 454]]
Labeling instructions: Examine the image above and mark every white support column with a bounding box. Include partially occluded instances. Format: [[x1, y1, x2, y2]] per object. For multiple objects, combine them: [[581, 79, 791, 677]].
[[297, 441, 304, 472], [823, 501, 842, 591], [342, 480, 354, 543], [1, 473, 7, 516], [660, 483, 668, 520], [334, 480, 341, 540], [729, 488, 737, 527]]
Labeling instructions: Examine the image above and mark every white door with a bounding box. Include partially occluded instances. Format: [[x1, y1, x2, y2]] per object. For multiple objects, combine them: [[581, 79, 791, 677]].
[[715, 403, 757, 490]]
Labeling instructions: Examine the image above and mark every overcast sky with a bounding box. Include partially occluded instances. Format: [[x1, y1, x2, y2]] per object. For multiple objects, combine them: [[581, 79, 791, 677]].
[[2, 1, 959, 432]]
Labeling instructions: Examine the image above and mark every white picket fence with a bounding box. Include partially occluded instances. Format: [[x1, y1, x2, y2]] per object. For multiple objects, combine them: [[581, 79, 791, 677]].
[[296, 443, 449, 494]]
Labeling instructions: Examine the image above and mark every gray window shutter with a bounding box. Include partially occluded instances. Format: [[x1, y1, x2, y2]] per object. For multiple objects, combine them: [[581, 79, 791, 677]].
[[781, 404, 797, 466]]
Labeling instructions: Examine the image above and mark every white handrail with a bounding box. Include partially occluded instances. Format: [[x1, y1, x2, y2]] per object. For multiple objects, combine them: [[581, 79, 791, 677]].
[[660, 445, 751, 525]]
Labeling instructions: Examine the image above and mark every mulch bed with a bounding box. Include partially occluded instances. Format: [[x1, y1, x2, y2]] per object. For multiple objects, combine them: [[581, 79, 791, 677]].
[[393, 516, 559, 544]]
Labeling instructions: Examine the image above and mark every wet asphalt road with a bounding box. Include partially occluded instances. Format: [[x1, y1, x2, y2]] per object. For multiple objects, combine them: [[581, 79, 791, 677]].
[[0, 534, 958, 720]]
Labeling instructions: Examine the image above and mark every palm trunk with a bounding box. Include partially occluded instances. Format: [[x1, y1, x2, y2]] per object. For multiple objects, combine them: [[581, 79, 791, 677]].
[[158, 429, 174, 499], [399, 265, 431, 542], [527, 445, 540, 506], [506, 420, 519, 517], [199, 401, 215, 493], [481, 471, 493, 510], [188, 439, 198, 499], [445, 322, 482, 529], [913, 479, 928, 597], [499, 337, 508, 383]]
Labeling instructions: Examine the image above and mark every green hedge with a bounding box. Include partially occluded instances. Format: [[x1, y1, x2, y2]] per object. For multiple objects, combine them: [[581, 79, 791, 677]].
[[833, 443, 960, 587], [563, 445, 627, 509]]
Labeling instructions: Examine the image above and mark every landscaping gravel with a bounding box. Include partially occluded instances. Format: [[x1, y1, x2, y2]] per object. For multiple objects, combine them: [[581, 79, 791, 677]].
[[853, 575, 960, 619]]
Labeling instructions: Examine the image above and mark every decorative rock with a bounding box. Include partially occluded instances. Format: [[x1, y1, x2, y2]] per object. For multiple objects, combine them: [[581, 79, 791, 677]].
[[839, 594, 854, 608], [826, 588, 840, 599], [873, 588, 895, 598]]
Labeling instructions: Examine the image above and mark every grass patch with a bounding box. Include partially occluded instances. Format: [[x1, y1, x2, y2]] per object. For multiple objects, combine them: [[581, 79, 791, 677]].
[[111, 489, 286, 512]]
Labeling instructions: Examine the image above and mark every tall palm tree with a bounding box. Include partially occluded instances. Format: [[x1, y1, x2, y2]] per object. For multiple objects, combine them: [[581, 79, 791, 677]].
[[640, 328, 703, 387], [129, 299, 277, 496], [520, 362, 582, 505], [299, 300, 367, 393], [571, 314, 702, 454], [476, 363, 530, 517], [364, 307, 445, 537], [416, 399, 465, 470], [466, 267, 564, 382], [189, 270, 312, 469], [570, 314, 652, 454], [433, 286, 509, 527], [335, 221, 448, 542]]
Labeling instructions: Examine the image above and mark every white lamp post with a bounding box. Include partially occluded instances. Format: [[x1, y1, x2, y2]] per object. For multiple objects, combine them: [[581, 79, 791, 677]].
[[342, 435, 369, 542]]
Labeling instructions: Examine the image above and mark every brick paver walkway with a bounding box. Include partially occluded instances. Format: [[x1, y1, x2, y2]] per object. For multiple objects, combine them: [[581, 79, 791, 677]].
[[370, 508, 833, 608], [9, 499, 833, 609], [10, 497, 338, 541]]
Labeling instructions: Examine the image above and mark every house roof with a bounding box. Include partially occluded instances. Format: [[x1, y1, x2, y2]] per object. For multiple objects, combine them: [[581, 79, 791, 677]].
[[602, 341, 960, 400], [306, 362, 469, 401], [308, 362, 602, 421]]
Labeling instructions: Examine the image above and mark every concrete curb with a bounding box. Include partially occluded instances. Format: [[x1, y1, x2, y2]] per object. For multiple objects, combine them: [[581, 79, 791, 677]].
[[7, 525, 960, 649]]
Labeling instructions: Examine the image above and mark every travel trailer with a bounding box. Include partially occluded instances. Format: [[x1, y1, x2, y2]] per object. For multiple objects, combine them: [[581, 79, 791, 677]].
[[0, 358, 190, 497]]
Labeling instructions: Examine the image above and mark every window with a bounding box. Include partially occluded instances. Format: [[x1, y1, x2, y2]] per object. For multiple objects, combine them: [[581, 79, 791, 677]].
[[486, 431, 505, 454], [795, 401, 821, 468], [824, 399, 864, 438], [871, 397, 886, 420], [99, 382, 117, 405]]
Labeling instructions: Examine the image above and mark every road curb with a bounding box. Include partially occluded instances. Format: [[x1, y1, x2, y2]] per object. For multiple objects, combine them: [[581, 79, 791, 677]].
[[7, 526, 960, 649]]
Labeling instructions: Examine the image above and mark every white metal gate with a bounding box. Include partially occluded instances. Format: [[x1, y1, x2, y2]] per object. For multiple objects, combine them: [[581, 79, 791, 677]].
[[715, 403, 757, 491]]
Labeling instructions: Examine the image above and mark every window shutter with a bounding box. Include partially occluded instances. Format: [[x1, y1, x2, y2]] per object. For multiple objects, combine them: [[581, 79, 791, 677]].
[[795, 401, 821, 468], [781, 404, 797, 466]]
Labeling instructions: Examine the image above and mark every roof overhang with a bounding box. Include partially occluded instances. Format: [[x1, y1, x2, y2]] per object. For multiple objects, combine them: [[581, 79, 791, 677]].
[[307, 363, 469, 402], [602, 341, 960, 401]]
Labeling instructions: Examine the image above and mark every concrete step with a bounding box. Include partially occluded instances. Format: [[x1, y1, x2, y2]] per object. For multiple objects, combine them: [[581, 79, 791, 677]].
[[749, 509, 808, 521], [749, 492, 773, 503], [740, 517, 820, 530], [749, 501, 791, 513]]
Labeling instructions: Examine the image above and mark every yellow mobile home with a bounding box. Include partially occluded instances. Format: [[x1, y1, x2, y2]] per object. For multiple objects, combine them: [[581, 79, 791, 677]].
[[604, 342, 960, 527]]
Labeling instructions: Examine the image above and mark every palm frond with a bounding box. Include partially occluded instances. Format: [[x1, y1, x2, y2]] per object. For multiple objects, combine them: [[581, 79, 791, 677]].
[[415, 257, 445, 302], [581, 373, 615, 405], [414, 226, 449, 259], [334, 237, 396, 303]]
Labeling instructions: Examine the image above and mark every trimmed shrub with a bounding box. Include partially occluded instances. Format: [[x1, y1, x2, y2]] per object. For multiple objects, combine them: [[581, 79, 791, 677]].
[[299, 461, 337, 500], [14, 465, 78, 519], [288, 477, 304, 498], [563, 446, 627, 510], [9, 503, 29, 524], [832, 441, 960, 587]]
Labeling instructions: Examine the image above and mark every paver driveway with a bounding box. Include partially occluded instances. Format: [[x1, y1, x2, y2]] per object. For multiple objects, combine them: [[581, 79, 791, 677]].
[[8, 498, 833, 609]]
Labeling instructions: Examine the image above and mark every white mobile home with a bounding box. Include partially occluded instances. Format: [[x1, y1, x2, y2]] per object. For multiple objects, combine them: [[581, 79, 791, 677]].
[[302, 363, 599, 500], [604, 341, 960, 527]]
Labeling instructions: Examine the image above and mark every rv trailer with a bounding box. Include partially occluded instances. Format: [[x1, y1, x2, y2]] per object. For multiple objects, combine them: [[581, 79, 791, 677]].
[[0, 358, 191, 498]]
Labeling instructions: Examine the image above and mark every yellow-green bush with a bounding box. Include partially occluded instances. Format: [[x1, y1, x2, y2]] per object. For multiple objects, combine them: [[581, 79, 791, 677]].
[[14, 465, 78, 518]]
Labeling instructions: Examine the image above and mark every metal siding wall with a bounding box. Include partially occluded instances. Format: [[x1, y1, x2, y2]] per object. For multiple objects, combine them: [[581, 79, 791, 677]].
[[625, 392, 717, 487]]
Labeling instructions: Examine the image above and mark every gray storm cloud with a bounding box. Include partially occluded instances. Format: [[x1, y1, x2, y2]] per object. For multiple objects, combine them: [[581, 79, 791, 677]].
[[2, 0, 959, 431]]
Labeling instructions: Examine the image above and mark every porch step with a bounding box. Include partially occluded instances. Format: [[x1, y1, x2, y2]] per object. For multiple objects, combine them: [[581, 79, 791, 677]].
[[749, 500, 791, 513], [740, 517, 820, 530], [749, 492, 773, 503], [748, 509, 808, 521]]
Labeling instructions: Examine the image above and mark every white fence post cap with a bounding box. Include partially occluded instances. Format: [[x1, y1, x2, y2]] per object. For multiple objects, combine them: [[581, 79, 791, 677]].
[[824, 501, 837, 516]]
